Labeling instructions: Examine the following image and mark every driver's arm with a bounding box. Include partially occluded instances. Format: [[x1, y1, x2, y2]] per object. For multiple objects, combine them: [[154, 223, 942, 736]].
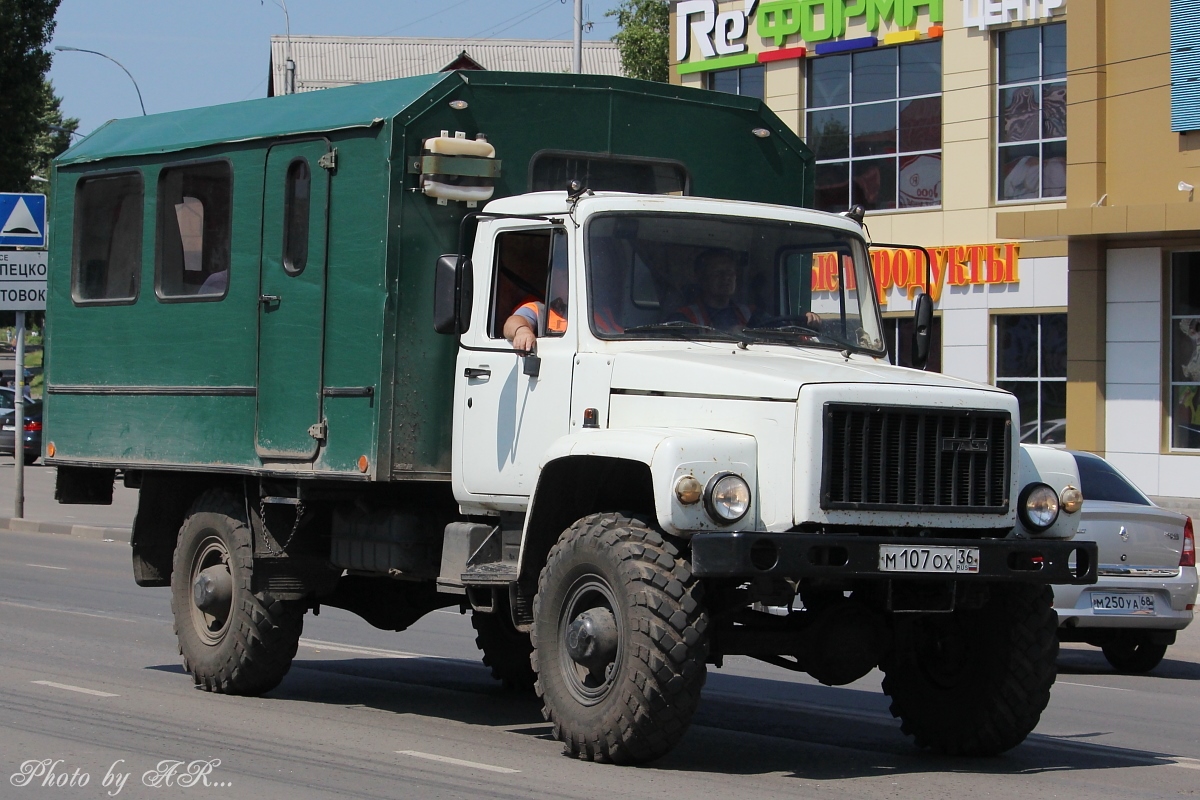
[[504, 306, 538, 352]]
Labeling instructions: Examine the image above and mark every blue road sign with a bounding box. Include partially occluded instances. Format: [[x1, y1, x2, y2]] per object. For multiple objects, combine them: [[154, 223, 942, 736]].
[[0, 193, 47, 248]]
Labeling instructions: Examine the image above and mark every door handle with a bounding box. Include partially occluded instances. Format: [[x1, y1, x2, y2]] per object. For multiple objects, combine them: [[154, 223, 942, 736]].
[[464, 367, 491, 379], [260, 294, 281, 306]]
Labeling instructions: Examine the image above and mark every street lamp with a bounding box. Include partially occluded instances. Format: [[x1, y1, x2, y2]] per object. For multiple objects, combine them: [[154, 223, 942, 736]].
[[54, 45, 147, 116]]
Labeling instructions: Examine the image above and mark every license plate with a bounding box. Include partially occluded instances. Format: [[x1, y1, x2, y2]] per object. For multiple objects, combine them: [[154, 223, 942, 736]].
[[1091, 592, 1156, 615], [879, 545, 981, 574], [1, 426, 12, 432]]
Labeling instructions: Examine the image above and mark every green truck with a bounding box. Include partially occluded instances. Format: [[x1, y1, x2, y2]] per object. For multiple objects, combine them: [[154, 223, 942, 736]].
[[45, 70, 1096, 764]]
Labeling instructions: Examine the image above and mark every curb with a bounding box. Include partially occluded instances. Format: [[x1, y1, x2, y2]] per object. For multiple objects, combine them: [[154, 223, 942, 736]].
[[0, 516, 131, 543]]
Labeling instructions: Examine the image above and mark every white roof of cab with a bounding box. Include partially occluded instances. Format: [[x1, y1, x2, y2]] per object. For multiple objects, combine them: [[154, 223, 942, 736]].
[[483, 192, 867, 237]]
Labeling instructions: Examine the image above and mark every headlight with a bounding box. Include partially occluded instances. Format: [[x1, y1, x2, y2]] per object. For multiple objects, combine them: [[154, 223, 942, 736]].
[[705, 473, 750, 524], [1059, 484, 1083, 514], [1019, 483, 1060, 531]]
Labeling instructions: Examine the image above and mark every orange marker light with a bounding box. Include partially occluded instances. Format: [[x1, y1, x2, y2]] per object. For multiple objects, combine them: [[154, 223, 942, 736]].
[[357, 455, 369, 473], [46, 442, 55, 457]]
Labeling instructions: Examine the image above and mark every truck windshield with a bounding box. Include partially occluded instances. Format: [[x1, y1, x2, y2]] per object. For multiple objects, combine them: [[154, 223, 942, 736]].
[[585, 213, 886, 355]]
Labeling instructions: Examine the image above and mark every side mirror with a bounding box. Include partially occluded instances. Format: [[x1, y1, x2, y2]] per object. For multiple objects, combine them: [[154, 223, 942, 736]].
[[433, 254, 473, 335], [911, 292, 933, 371]]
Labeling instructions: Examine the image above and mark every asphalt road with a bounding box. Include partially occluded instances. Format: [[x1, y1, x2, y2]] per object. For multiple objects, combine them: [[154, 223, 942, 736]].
[[2, 527, 1199, 799]]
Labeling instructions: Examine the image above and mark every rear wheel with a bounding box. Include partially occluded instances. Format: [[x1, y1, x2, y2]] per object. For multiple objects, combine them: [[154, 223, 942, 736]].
[[532, 513, 709, 764], [170, 488, 304, 695], [1101, 634, 1168, 674], [881, 583, 1057, 756]]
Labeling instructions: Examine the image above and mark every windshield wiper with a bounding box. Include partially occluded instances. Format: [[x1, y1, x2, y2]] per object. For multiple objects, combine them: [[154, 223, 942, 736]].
[[740, 324, 850, 351], [622, 321, 743, 340]]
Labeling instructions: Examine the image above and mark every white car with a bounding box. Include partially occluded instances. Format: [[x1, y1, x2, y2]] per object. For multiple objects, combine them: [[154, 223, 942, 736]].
[[1055, 451, 1198, 673]]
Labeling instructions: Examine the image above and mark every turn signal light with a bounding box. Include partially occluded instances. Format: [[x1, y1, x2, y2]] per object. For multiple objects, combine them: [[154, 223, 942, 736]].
[[1181, 517, 1195, 568]]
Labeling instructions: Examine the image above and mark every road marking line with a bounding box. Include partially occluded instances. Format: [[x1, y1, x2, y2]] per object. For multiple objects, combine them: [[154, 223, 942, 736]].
[[396, 750, 519, 774], [298, 638, 445, 660], [31, 680, 118, 698], [25, 563, 68, 570], [1056, 681, 1133, 692], [1169, 757, 1200, 770], [0, 600, 138, 623]]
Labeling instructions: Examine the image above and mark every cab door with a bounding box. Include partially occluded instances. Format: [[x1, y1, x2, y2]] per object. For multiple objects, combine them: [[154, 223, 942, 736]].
[[255, 139, 331, 459], [456, 224, 575, 498]]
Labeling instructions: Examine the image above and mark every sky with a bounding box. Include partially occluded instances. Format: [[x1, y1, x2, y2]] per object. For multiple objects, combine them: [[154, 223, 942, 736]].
[[47, 0, 625, 136]]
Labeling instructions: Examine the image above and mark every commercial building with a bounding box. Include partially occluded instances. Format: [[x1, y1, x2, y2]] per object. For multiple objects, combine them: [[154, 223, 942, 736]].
[[670, 0, 1200, 509]]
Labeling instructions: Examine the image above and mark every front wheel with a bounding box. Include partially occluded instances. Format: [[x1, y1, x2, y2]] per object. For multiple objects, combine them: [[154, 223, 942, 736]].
[[881, 583, 1057, 756], [1101, 634, 1168, 673], [532, 513, 709, 764], [170, 488, 304, 695], [472, 598, 536, 692]]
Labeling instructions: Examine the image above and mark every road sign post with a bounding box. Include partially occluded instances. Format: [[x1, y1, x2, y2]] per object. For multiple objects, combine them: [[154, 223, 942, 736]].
[[0, 249, 48, 519]]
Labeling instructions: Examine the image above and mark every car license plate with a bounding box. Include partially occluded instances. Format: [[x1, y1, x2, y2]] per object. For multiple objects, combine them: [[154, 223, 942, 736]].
[[1, 425, 12, 432], [879, 545, 981, 574], [1091, 592, 1156, 615]]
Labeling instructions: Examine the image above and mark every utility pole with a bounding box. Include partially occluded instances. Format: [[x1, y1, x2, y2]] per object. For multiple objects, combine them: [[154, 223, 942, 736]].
[[573, 0, 583, 74]]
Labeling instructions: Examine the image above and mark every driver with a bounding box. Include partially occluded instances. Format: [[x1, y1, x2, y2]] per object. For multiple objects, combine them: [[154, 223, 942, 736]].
[[672, 249, 754, 331]]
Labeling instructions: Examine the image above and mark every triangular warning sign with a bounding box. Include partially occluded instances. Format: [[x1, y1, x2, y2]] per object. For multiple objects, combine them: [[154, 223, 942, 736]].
[[1, 198, 41, 235]]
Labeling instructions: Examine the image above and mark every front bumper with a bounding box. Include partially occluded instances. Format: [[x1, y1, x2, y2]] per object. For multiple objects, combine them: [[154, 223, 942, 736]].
[[690, 532, 1098, 585]]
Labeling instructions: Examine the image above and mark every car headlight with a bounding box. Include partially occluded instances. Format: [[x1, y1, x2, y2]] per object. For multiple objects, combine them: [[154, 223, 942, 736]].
[[1059, 484, 1083, 514], [705, 473, 750, 525], [1019, 483, 1060, 532]]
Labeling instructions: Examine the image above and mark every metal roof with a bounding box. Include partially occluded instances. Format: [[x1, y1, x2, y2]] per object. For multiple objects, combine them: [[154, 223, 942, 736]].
[[269, 35, 623, 95]]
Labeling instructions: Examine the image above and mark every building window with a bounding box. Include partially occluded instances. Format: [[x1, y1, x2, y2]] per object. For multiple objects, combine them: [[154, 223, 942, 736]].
[[72, 171, 143, 304], [994, 313, 1066, 444], [806, 41, 942, 213], [882, 315, 942, 371], [1170, 252, 1200, 450], [706, 65, 764, 99], [155, 161, 232, 301], [997, 22, 1066, 202]]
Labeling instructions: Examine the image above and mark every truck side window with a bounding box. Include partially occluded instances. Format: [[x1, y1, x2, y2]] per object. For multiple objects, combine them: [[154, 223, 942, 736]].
[[282, 158, 310, 276], [488, 229, 554, 339], [72, 171, 143, 304], [155, 160, 232, 301], [545, 229, 569, 338]]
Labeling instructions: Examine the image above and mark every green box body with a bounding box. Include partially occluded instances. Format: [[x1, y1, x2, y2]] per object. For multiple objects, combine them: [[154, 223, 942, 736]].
[[44, 71, 814, 482]]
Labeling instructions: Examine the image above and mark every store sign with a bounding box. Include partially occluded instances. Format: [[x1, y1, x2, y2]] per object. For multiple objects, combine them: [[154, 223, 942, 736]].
[[812, 242, 1021, 306], [676, 0, 943, 69], [962, 0, 1064, 31]]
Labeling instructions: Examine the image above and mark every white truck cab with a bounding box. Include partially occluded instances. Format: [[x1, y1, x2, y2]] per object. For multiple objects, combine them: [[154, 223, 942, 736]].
[[431, 190, 1097, 763]]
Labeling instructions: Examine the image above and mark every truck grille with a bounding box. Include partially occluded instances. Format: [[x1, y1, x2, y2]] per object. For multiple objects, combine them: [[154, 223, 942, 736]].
[[821, 404, 1011, 513]]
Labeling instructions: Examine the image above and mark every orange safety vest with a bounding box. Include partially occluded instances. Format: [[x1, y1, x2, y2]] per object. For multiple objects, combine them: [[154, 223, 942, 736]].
[[593, 307, 622, 334], [678, 302, 752, 327], [517, 300, 567, 334]]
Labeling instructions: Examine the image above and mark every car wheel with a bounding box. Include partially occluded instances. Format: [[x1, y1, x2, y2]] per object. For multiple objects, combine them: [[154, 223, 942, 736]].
[[472, 597, 536, 692], [881, 583, 1058, 756], [1101, 634, 1168, 674], [170, 488, 304, 695], [532, 512, 709, 764]]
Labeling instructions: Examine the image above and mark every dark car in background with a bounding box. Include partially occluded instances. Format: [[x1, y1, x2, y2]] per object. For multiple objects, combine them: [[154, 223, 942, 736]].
[[1055, 451, 1197, 673], [0, 400, 42, 465]]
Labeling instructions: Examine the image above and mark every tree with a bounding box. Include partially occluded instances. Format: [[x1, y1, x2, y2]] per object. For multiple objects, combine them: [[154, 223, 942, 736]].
[[29, 78, 78, 193], [608, 0, 669, 83], [0, 0, 69, 193]]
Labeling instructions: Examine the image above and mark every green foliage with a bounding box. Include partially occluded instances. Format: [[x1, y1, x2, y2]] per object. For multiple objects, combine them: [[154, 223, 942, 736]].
[[607, 0, 669, 83], [0, 0, 76, 193]]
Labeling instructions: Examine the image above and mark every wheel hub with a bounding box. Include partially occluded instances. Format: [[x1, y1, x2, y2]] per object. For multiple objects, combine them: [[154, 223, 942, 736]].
[[193, 564, 233, 614], [565, 608, 618, 675]]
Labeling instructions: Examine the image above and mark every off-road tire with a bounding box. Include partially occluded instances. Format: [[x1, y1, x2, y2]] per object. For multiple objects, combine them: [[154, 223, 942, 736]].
[[881, 583, 1057, 756], [531, 513, 709, 764], [472, 602, 536, 691], [1101, 635, 1168, 674], [170, 488, 304, 695]]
